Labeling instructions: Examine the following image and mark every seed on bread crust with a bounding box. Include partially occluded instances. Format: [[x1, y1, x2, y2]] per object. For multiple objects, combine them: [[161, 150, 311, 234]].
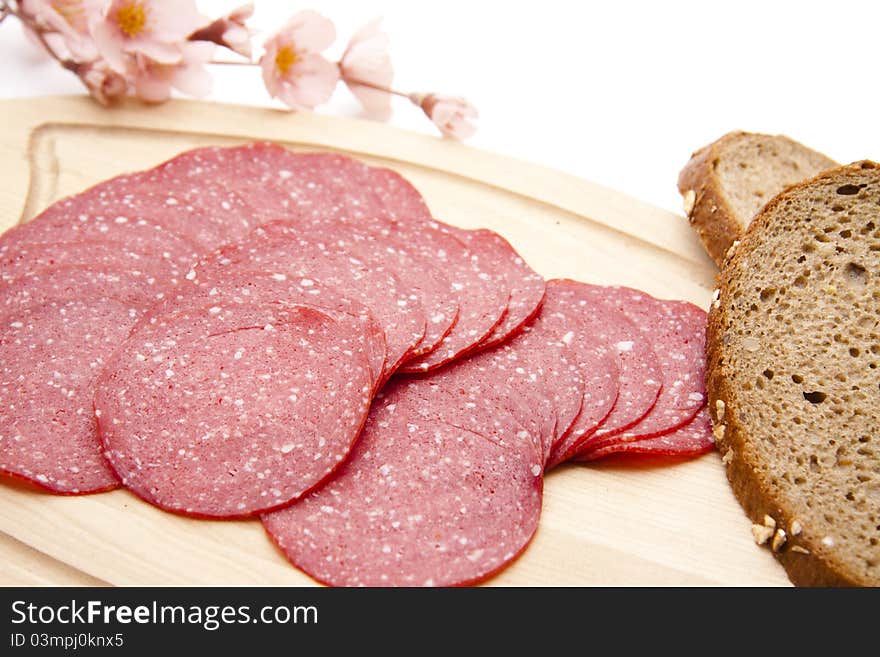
[[682, 189, 696, 216], [772, 529, 787, 553], [752, 524, 774, 545], [714, 399, 726, 421]]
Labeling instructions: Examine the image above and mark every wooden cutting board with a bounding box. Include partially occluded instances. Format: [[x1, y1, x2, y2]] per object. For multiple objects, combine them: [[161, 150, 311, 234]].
[[0, 96, 790, 586]]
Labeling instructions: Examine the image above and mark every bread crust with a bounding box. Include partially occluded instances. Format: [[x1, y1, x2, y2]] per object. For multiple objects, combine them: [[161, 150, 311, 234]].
[[677, 132, 753, 267], [706, 161, 879, 587]]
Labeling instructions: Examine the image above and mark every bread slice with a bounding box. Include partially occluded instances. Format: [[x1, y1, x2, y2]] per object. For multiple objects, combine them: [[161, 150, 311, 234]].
[[678, 132, 837, 266], [706, 161, 880, 586]]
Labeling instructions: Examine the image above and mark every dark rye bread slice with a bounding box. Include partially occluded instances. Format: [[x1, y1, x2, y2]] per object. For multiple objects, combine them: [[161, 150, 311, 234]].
[[706, 161, 880, 586], [678, 132, 837, 267]]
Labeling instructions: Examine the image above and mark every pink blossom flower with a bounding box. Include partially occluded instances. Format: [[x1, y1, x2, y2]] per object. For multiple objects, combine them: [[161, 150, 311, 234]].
[[188, 3, 254, 59], [73, 58, 129, 105], [20, 0, 103, 60], [411, 93, 478, 140], [90, 0, 203, 72], [260, 10, 339, 111], [126, 41, 214, 103], [340, 18, 393, 118]]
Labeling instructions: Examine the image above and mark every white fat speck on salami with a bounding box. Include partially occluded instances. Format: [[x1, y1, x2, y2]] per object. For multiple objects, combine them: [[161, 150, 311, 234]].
[[0, 297, 144, 494], [546, 280, 660, 467], [577, 406, 714, 461], [262, 377, 542, 587], [574, 286, 707, 459], [94, 303, 373, 518]]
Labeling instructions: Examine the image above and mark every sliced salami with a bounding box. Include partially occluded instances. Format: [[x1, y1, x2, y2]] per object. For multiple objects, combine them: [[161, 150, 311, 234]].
[[95, 303, 373, 518], [0, 240, 187, 286], [138, 178, 271, 249], [144, 268, 387, 390], [195, 222, 426, 379], [119, 144, 515, 367], [272, 219, 459, 358], [513, 280, 619, 463], [446, 227, 546, 349], [4, 198, 200, 256], [1, 265, 168, 314], [574, 287, 706, 458], [403, 362, 545, 466], [398, 225, 510, 371], [356, 168, 527, 368], [546, 280, 662, 467], [0, 297, 143, 493], [262, 377, 543, 587], [577, 406, 714, 461]]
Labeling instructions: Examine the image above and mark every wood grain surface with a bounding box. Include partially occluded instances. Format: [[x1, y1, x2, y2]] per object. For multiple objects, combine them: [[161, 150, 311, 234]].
[[0, 96, 790, 586]]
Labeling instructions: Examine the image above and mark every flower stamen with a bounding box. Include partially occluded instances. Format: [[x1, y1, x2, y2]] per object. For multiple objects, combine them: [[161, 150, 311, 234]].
[[274, 45, 297, 76], [115, 1, 147, 38]]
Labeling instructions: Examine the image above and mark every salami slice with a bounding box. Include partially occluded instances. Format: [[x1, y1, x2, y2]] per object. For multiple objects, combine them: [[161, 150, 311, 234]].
[[0, 240, 187, 286], [404, 361, 545, 466], [398, 225, 510, 371], [546, 280, 662, 467], [272, 219, 459, 358], [195, 222, 426, 379], [0, 297, 143, 493], [511, 281, 618, 464], [574, 287, 706, 458], [262, 377, 543, 587], [5, 198, 200, 257], [131, 169, 264, 251], [423, 344, 557, 467], [1, 265, 168, 314], [145, 268, 387, 390], [446, 227, 546, 349], [576, 406, 714, 461], [123, 144, 512, 367], [95, 303, 373, 518], [356, 168, 524, 369]]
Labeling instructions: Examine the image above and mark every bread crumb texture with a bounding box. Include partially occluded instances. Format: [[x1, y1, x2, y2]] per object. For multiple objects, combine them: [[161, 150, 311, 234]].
[[679, 132, 837, 267], [708, 161, 880, 586], [716, 134, 837, 228]]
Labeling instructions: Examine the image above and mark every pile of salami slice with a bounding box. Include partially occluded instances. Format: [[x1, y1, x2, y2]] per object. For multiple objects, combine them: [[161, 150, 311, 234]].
[[0, 143, 713, 586]]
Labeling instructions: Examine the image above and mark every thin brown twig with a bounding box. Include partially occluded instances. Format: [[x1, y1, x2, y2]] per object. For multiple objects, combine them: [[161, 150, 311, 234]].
[[338, 73, 411, 100], [209, 59, 256, 66]]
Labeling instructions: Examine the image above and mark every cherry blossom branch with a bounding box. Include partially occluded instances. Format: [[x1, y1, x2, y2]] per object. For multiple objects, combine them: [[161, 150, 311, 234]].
[[5, 3, 477, 139]]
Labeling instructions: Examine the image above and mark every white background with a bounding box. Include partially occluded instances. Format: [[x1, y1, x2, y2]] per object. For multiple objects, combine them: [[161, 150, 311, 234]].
[[1, 0, 878, 214]]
